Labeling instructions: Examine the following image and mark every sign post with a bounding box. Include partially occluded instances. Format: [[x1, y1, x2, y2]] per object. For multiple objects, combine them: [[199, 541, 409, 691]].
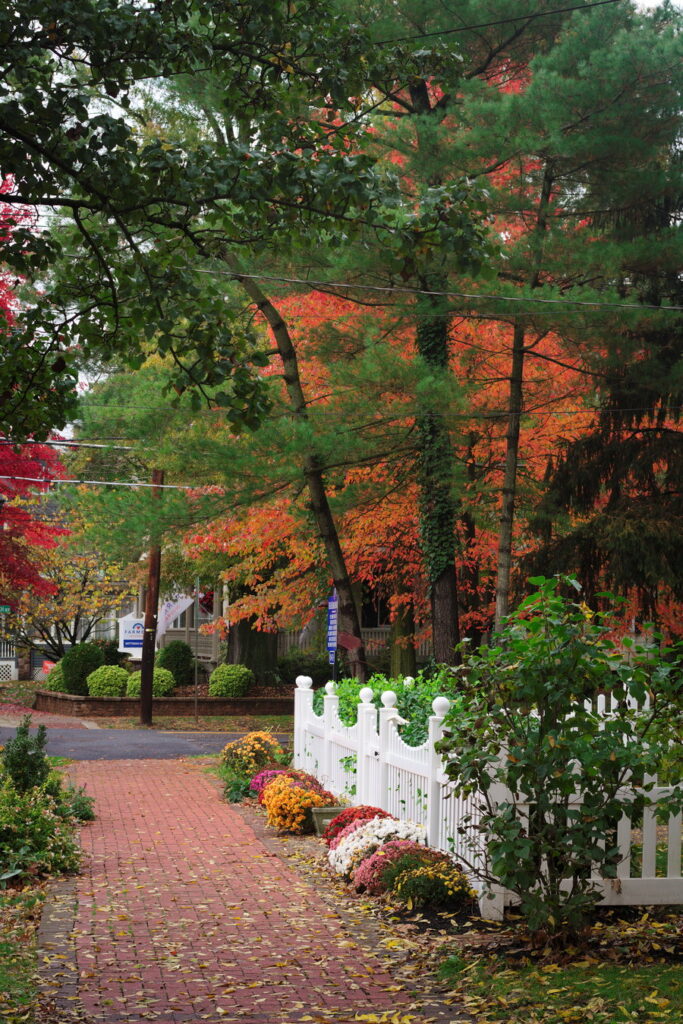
[[327, 589, 338, 679]]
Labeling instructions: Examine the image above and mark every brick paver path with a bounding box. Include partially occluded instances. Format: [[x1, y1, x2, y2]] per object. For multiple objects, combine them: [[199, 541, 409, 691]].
[[44, 760, 456, 1024]]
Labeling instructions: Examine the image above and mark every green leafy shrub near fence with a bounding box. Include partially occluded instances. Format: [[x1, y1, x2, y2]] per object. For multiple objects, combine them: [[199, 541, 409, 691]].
[[312, 666, 465, 745], [86, 665, 129, 697], [60, 643, 104, 696], [209, 663, 254, 697], [125, 668, 176, 698], [41, 661, 66, 693], [436, 575, 683, 944], [156, 639, 194, 687]]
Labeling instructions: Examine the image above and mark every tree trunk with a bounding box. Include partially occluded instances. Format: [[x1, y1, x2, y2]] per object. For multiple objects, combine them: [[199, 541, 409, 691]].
[[415, 310, 461, 664], [494, 319, 525, 629], [389, 602, 417, 677], [229, 618, 278, 683], [228, 261, 368, 682], [493, 165, 554, 631]]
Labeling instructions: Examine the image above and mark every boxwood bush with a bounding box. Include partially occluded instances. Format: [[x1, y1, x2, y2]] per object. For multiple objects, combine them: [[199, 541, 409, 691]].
[[209, 663, 254, 697], [125, 667, 176, 698], [41, 661, 67, 692], [156, 639, 194, 687], [86, 665, 129, 697], [61, 643, 104, 696]]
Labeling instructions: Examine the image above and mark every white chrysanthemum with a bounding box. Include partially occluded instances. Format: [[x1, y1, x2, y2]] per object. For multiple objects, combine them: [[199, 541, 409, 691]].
[[328, 817, 427, 876]]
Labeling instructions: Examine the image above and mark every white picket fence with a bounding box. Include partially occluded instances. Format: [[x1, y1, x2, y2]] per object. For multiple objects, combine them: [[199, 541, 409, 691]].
[[293, 677, 683, 919]]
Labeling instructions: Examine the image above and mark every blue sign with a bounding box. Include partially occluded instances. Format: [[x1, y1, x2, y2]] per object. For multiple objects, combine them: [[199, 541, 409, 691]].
[[326, 590, 338, 665]]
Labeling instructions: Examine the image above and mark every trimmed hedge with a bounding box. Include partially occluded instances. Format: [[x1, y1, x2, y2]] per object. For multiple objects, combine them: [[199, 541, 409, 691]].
[[156, 639, 194, 687], [61, 643, 104, 696], [86, 665, 129, 697], [209, 663, 254, 697], [126, 668, 176, 698]]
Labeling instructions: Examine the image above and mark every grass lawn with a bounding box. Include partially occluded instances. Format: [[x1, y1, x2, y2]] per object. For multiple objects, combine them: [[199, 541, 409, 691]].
[[438, 911, 682, 1024], [0, 886, 45, 1023], [97, 713, 293, 733]]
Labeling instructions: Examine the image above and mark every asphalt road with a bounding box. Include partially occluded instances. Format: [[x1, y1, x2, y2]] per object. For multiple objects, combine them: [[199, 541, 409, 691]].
[[0, 727, 287, 760]]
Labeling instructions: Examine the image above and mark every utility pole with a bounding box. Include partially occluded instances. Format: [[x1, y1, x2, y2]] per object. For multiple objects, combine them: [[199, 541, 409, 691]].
[[139, 469, 163, 726]]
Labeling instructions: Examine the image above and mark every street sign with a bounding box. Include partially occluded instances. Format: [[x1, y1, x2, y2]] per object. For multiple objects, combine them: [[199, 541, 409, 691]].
[[326, 590, 338, 665], [0, 605, 11, 614]]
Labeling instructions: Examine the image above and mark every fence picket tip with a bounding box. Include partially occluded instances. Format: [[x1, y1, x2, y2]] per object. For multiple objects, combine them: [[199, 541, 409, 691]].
[[295, 675, 313, 689], [359, 686, 375, 703], [381, 690, 398, 708]]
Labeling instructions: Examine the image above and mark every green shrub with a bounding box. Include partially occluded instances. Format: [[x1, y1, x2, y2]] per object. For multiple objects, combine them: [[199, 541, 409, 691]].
[[209, 663, 254, 697], [125, 668, 176, 698], [41, 662, 67, 693], [437, 575, 683, 943], [313, 667, 464, 745], [86, 665, 129, 697], [93, 639, 129, 667], [277, 649, 332, 688], [156, 639, 195, 687], [0, 782, 81, 884], [1, 717, 50, 793], [61, 643, 104, 696], [42, 770, 96, 822]]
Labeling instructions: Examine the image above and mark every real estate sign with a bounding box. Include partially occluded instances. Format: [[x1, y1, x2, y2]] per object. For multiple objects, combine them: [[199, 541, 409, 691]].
[[118, 614, 145, 655]]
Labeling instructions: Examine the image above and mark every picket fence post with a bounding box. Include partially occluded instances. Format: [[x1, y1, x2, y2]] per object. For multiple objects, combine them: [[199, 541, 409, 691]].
[[356, 687, 379, 806], [427, 696, 451, 848], [294, 675, 313, 768], [322, 680, 339, 788]]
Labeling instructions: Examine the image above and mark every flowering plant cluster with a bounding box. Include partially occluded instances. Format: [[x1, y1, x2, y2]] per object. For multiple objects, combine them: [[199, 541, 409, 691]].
[[261, 774, 335, 834], [259, 769, 329, 805], [328, 816, 426, 877], [391, 861, 477, 910], [249, 768, 287, 796], [322, 805, 393, 847], [351, 840, 433, 895], [221, 732, 284, 776]]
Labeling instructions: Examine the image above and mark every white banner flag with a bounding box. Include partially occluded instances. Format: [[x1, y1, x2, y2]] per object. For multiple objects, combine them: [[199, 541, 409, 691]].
[[156, 593, 194, 645]]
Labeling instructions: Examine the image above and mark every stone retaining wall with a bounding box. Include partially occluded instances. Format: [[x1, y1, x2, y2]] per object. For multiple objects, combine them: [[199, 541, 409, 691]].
[[35, 690, 293, 718]]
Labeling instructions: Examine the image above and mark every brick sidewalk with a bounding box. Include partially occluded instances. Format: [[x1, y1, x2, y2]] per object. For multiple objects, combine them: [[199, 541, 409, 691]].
[[40, 760, 459, 1024]]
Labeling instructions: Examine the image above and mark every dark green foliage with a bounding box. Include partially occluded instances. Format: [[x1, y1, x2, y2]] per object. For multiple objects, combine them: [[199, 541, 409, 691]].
[[209, 664, 254, 697], [1, 717, 50, 793], [277, 649, 332, 688], [60, 784, 96, 822], [93, 639, 130, 667], [436, 577, 683, 942], [86, 665, 129, 697], [126, 668, 176, 698], [156, 640, 195, 687], [222, 772, 253, 804], [61, 644, 104, 696], [0, 785, 81, 884], [42, 771, 96, 822]]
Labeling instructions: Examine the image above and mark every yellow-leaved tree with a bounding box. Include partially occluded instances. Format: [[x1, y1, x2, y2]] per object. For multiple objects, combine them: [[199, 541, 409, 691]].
[[0, 497, 137, 661]]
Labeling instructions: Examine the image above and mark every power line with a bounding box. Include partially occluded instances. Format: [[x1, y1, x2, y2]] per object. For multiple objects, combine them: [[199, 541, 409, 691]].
[[375, 0, 626, 44], [0, 475, 198, 491], [214, 269, 683, 313]]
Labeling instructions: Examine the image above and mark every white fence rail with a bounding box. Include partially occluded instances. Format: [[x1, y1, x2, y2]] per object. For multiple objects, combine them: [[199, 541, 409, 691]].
[[293, 677, 682, 919]]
